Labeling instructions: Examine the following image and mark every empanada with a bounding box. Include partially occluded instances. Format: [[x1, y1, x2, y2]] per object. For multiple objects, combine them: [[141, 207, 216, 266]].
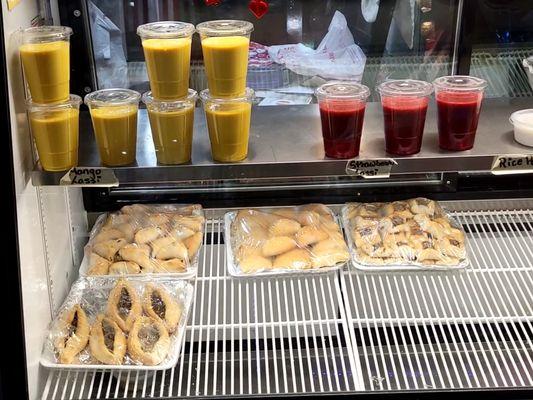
[[173, 215, 205, 232], [153, 258, 187, 273], [106, 279, 142, 332], [54, 304, 90, 364], [121, 204, 149, 214], [169, 226, 195, 241], [109, 261, 141, 275], [295, 226, 329, 247], [151, 237, 188, 260], [127, 316, 170, 366], [119, 244, 155, 272], [143, 284, 182, 332], [273, 248, 311, 269], [269, 218, 301, 237], [93, 228, 125, 244], [87, 252, 111, 275], [146, 213, 170, 226], [89, 314, 126, 365], [239, 254, 272, 272], [262, 236, 297, 257], [184, 232, 203, 259], [134, 226, 163, 245], [115, 223, 135, 242], [296, 211, 321, 226], [93, 238, 128, 261]]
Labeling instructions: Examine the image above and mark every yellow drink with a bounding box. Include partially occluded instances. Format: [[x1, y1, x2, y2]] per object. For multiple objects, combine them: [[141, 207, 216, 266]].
[[142, 38, 191, 99], [20, 40, 70, 103], [201, 36, 250, 97], [90, 106, 138, 166]]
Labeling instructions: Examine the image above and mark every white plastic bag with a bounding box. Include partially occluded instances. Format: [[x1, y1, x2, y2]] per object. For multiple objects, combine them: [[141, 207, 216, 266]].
[[268, 11, 366, 81]]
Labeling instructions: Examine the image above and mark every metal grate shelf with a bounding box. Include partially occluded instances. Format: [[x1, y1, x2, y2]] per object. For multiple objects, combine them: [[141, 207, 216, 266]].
[[42, 207, 533, 399]]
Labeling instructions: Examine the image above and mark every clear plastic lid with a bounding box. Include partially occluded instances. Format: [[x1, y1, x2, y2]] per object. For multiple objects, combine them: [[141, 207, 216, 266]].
[[200, 88, 254, 104], [509, 109, 533, 126], [21, 26, 72, 44], [315, 81, 370, 101], [433, 75, 487, 92], [377, 79, 433, 97], [196, 20, 254, 37], [26, 94, 81, 111], [84, 89, 141, 107], [142, 89, 197, 111], [137, 21, 195, 39]]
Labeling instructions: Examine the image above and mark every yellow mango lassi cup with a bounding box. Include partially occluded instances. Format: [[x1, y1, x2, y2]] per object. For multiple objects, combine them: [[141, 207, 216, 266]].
[[84, 89, 141, 167], [19, 26, 72, 104], [137, 21, 195, 100], [26, 95, 81, 171], [142, 89, 197, 165], [200, 88, 254, 162], [196, 20, 254, 98]]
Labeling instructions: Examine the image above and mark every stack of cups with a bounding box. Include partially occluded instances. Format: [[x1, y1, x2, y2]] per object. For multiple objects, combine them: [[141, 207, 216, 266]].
[[137, 21, 197, 165], [196, 20, 254, 162], [20, 26, 81, 171]]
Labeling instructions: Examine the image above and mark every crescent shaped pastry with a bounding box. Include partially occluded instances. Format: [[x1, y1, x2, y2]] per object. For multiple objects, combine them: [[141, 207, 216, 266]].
[[151, 237, 188, 260], [173, 215, 205, 232], [239, 254, 272, 273], [409, 198, 436, 216], [114, 222, 135, 242], [269, 218, 301, 237], [142, 284, 182, 333], [273, 248, 311, 269], [134, 226, 163, 245], [93, 238, 128, 261], [89, 314, 126, 365], [127, 316, 170, 366], [121, 204, 149, 214], [87, 252, 111, 276], [93, 228, 125, 244], [169, 226, 195, 241], [183, 232, 203, 259], [106, 279, 142, 332], [296, 211, 321, 226], [118, 244, 155, 272], [104, 213, 131, 228], [153, 258, 187, 273], [54, 304, 90, 364], [262, 236, 297, 257], [109, 261, 141, 275], [295, 226, 329, 247]]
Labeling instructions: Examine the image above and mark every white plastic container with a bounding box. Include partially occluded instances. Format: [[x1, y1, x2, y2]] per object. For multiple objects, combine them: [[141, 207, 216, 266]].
[[510, 109, 533, 147]]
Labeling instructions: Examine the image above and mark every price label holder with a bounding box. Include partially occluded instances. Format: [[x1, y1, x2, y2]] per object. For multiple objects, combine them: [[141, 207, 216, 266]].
[[491, 154, 533, 175], [60, 167, 119, 187], [345, 158, 397, 179]]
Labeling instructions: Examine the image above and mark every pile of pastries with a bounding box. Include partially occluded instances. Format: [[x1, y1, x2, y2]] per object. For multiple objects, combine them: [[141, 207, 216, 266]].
[[345, 198, 467, 267], [52, 279, 183, 366], [230, 204, 349, 274], [86, 204, 204, 275]]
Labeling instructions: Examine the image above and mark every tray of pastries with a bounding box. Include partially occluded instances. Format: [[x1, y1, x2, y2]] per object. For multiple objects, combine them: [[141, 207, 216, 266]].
[[342, 198, 469, 271], [80, 204, 204, 278], [41, 277, 193, 370], [225, 204, 350, 276]]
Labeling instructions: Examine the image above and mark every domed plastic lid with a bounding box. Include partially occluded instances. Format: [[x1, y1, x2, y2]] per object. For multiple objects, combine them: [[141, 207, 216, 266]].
[[196, 20, 254, 37], [200, 87, 254, 103], [377, 79, 433, 97], [26, 94, 81, 111], [315, 81, 370, 101], [21, 26, 72, 43], [137, 21, 195, 39], [142, 89, 197, 111], [84, 89, 141, 107], [433, 75, 487, 92]]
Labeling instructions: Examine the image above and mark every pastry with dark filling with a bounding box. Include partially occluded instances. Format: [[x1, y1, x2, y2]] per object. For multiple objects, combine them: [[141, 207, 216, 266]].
[[106, 279, 142, 332], [142, 284, 182, 333], [127, 316, 170, 366], [89, 314, 126, 365], [54, 304, 90, 364]]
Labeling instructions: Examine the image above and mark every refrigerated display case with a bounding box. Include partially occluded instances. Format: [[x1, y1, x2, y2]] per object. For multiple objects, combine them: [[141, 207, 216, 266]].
[[2, 0, 533, 399]]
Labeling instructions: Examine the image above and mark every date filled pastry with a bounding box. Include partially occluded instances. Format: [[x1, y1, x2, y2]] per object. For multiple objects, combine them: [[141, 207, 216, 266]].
[[128, 316, 170, 366], [87, 252, 111, 275], [89, 314, 126, 365], [93, 238, 128, 261], [119, 243, 155, 272], [151, 236, 188, 260], [262, 236, 297, 257], [436, 236, 466, 259], [106, 279, 142, 332], [54, 304, 90, 364], [109, 261, 141, 275], [143, 284, 182, 333]]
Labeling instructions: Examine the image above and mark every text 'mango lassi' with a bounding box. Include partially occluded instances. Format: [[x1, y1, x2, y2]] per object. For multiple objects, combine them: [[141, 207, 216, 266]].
[[137, 22, 195, 100], [197, 20, 253, 97]]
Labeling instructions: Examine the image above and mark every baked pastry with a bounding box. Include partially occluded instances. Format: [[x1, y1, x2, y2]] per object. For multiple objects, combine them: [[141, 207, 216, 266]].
[[184, 232, 203, 258], [169, 225, 195, 241], [89, 314, 126, 365], [119, 244, 155, 272], [93, 238, 128, 261], [273, 248, 311, 269], [93, 228, 125, 244], [295, 226, 328, 247], [114, 223, 135, 242], [143, 284, 182, 333], [151, 237, 188, 260], [262, 236, 297, 257], [106, 279, 142, 332], [54, 304, 90, 364], [173, 215, 205, 232], [134, 226, 163, 244], [109, 261, 141, 275], [269, 218, 301, 237], [127, 316, 170, 366], [153, 258, 187, 273], [409, 198, 437, 216], [146, 213, 170, 227], [87, 252, 111, 275]]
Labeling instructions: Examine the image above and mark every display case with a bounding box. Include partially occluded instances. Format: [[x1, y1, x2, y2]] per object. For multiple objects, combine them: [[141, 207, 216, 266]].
[[2, 1, 533, 399]]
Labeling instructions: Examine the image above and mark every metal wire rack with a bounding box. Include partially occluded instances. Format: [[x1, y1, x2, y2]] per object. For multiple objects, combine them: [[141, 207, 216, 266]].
[[42, 207, 533, 399]]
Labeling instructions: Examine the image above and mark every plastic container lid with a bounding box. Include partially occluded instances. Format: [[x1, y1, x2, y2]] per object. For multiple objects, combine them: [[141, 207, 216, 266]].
[[433, 75, 487, 92], [84, 89, 141, 107], [200, 88, 254, 103], [26, 94, 82, 111], [510, 109, 533, 126], [21, 26, 72, 43], [196, 20, 254, 37], [377, 79, 433, 97], [137, 21, 195, 39], [142, 89, 197, 111], [315, 81, 370, 101]]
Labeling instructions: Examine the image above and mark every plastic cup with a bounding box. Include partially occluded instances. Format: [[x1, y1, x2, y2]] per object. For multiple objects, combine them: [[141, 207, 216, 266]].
[[142, 89, 197, 165], [196, 20, 254, 98], [19, 26, 72, 104], [84, 89, 141, 167], [200, 88, 254, 162], [377, 79, 433, 156], [137, 21, 195, 100], [433, 75, 487, 151], [315, 81, 370, 159], [26, 94, 81, 171]]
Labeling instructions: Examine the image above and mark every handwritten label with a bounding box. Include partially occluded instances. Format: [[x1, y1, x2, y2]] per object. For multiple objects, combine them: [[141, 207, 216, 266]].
[[491, 155, 533, 175], [346, 158, 397, 179], [60, 167, 119, 187]]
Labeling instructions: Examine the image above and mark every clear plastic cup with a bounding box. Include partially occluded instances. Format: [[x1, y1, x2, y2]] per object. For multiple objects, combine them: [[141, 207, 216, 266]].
[[377, 79, 433, 156], [19, 26, 72, 104], [137, 21, 195, 100], [200, 88, 254, 162], [315, 82, 370, 159], [196, 20, 254, 98], [433, 75, 487, 151], [26, 94, 81, 171], [142, 89, 197, 165], [84, 89, 141, 167]]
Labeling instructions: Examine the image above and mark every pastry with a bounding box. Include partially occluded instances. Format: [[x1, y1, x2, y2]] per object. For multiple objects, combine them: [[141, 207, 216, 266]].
[[353, 227, 381, 246], [436, 236, 466, 259], [146, 213, 170, 226], [106, 279, 142, 332], [143, 284, 182, 333], [169, 225, 195, 241], [269, 218, 301, 237], [134, 227, 163, 245], [153, 258, 187, 273], [409, 198, 436, 216], [54, 304, 90, 364], [273, 248, 311, 269], [295, 226, 329, 247], [127, 316, 170, 366], [89, 314, 126, 365], [184, 232, 203, 258], [119, 244, 155, 272], [239, 254, 273, 273], [417, 248, 443, 262], [93, 238, 128, 261], [93, 228, 125, 244], [104, 213, 131, 227], [114, 223, 135, 242], [296, 211, 321, 226], [121, 204, 149, 214], [354, 216, 379, 229], [151, 237, 188, 260], [173, 215, 205, 232], [87, 252, 111, 275], [301, 203, 332, 216], [109, 261, 141, 275], [262, 236, 297, 257]]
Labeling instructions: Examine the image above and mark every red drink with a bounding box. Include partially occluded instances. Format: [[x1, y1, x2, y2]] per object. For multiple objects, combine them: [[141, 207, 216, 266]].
[[319, 101, 366, 158]]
